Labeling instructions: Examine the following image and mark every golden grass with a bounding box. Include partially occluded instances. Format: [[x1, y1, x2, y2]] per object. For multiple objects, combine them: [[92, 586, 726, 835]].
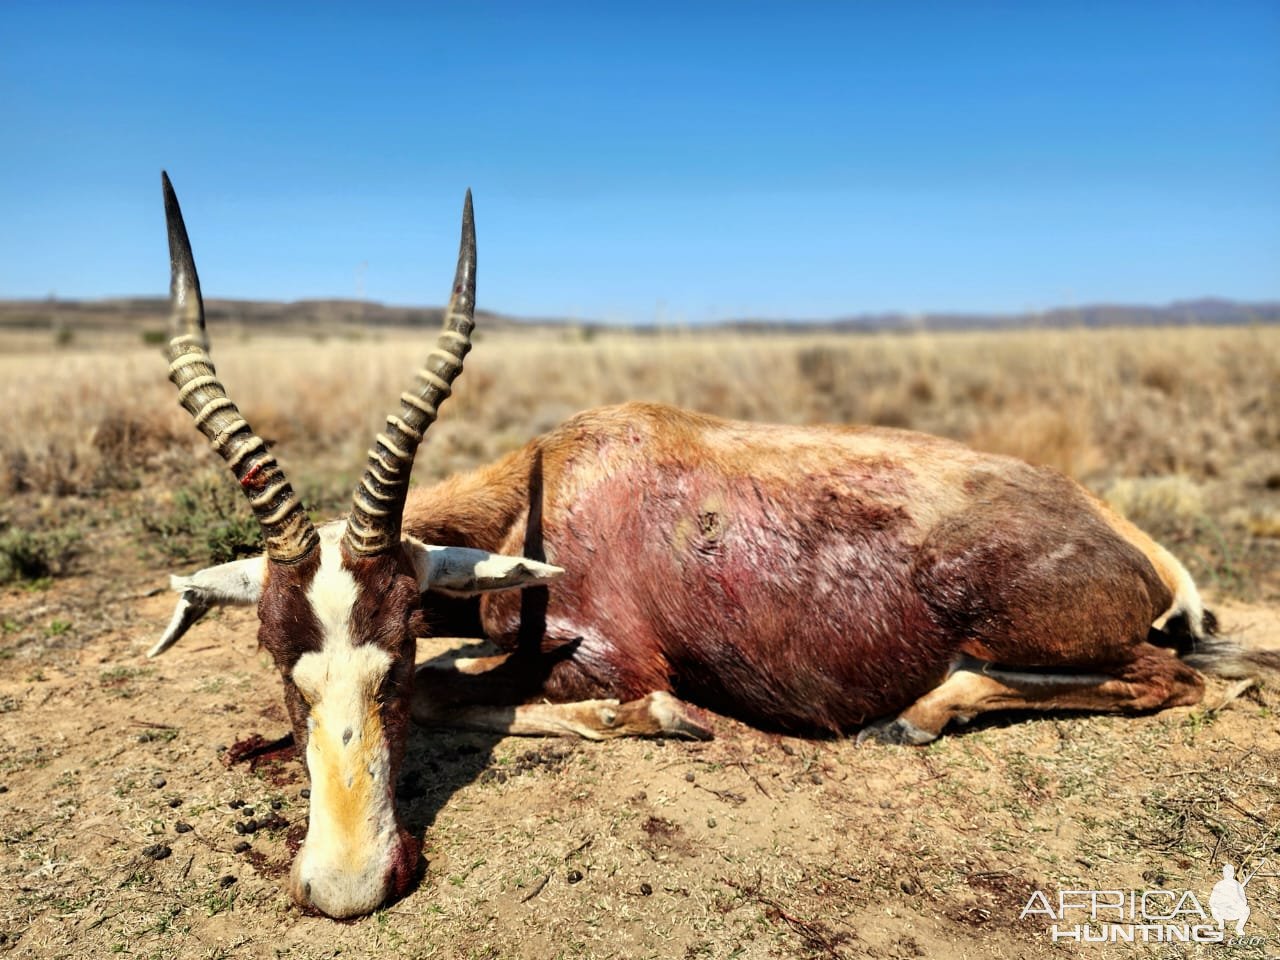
[[15, 321, 1276, 598], [2, 324, 1275, 495]]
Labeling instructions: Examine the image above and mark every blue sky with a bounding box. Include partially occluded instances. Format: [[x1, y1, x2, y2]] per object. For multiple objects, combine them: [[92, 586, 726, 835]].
[[1, 2, 1277, 323]]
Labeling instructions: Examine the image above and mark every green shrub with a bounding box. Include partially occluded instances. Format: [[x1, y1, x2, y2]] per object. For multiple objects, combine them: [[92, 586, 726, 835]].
[[0, 526, 81, 583], [140, 476, 262, 564]]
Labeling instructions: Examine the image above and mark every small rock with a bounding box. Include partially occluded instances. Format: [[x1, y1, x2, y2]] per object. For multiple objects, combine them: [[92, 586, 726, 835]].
[[684, 771, 695, 783], [780, 743, 796, 756], [640, 882, 653, 896], [167, 797, 182, 809], [879, 799, 893, 809], [809, 772, 822, 785], [567, 869, 583, 884], [0, 785, 8, 794], [174, 822, 193, 834], [899, 879, 916, 895], [142, 843, 172, 861], [218, 875, 237, 888], [233, 841, 251, 854], [150, 775, 167, 789], [706, 817, 717, 828]]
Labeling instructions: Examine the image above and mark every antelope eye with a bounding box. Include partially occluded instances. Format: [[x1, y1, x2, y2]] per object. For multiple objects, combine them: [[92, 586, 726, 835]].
[[289, 675, 314, 708]]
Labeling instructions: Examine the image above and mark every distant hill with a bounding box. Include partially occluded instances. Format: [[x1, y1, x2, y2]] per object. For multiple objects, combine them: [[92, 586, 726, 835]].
[[723, 298, 1280, 333], [0, 297, 520, 334], [1, 295, 1277, 335]]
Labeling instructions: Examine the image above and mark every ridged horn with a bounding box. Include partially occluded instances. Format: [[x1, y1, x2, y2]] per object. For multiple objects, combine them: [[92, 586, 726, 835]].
[[343, 190, 476, 556], [161, 172, 320, 563]]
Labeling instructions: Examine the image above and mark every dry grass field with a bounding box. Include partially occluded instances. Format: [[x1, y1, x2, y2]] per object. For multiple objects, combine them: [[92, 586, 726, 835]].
[[1, 323, 1278, 959]]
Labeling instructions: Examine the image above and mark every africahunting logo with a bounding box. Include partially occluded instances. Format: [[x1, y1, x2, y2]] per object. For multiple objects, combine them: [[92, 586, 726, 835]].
[[1020, 859, 1271, 946]]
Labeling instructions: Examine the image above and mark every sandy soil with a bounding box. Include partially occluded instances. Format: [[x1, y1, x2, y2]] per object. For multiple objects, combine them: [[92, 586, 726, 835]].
[[2, 551, 1278, 959]]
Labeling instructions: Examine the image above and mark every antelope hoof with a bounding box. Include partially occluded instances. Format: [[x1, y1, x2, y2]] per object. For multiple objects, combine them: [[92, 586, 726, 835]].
[[856, 716, 938, 746], [645, 692, 714, 740]]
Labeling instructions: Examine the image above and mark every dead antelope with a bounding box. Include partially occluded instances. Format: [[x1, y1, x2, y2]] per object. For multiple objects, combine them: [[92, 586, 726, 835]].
[[153, 175, 1243, 918]]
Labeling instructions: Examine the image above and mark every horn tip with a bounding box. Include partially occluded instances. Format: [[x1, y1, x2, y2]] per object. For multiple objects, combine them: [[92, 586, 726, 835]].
[[460, 190, 475, 265], [162, 174, 183, 226]]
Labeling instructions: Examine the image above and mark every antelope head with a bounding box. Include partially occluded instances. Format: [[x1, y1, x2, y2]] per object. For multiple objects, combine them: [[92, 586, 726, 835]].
[[150, 174, 561, 917]]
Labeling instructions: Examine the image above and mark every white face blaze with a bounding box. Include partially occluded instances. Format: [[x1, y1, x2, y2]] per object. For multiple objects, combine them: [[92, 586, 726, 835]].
[[288, 529, 401, 918]]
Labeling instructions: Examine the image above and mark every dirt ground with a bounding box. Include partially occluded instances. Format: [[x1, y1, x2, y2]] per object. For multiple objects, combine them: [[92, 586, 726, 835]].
[[2, 542, 1278, 960]]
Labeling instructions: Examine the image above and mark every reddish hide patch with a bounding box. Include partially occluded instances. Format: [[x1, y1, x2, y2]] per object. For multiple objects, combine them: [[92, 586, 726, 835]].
[[484, 456, 952, 733]]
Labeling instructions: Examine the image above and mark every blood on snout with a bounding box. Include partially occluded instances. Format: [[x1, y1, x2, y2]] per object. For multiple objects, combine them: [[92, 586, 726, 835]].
[[385, 828, 423, 901]]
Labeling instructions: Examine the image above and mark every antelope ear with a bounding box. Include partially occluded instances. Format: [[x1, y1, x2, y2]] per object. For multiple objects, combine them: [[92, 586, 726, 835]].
[[147, 556, 268, 658], [405, 540, 564, 596]]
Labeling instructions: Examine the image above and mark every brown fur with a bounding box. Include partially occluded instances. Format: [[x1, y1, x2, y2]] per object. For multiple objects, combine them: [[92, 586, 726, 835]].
[[254, 550, 323, 752]]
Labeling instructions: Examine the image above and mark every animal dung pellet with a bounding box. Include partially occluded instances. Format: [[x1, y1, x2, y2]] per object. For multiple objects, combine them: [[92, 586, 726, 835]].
[[218, 875, 237, 888], [257, 812, 288, 832], [228, 798, 245, 809], [142, 843, 171, 861], [150, 775, 167, 789], [684, 771, 695, 782], [167, 797, 182, 808], [567, 869, 583, 884], [640, 882, 653, 896], [232, 841, 251, 854], [174, 822, 193, 834]]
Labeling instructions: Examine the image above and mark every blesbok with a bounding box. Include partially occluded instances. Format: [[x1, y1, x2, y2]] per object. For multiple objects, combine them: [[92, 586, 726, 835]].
[[152, 175, 1242, 918]]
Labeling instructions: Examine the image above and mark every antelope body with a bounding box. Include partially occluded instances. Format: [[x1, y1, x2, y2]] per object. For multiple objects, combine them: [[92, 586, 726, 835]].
[[397, 400, 1224, 740], [151, 176, 1236, 919]]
